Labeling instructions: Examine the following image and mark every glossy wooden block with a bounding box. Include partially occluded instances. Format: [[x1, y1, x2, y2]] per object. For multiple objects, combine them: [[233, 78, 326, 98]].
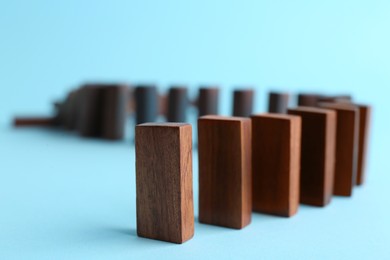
[[356, 105, 371, 185], [198, 87, 219, 116], [101, 85, 128, 140], [232, 89, 254, 117], [167, 86, 188, 122], [318, 103, 359, 196], [135, 123, 194, 244], [251, 113, 301, 217], [198, 116, 252, 229], [134, 85, 159, 125], [268, 92, 290, 114], [288, 107, 336, 206]]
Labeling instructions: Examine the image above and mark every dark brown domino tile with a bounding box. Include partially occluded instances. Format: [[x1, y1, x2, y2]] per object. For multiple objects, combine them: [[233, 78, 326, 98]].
[[251, 113, 301, 217], [198, 87, 219, 117], [268, 92, 290, 114], [13, 117, 56, 127], [318, 103, 359, 196], [78, 84, 104, 137], [288, 107, 337, 206], [134, 85, 159, 125], [167, 86, 189, 122], [135, 123, 194, 244], [297, 94, 321, 107], [355, 104, 371, 185], [101, 85, 128, 140], [232, 89, 254, 117], [198, 116, 252, 229]]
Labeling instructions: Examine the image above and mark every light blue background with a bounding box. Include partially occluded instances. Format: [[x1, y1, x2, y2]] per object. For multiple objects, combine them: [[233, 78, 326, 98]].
[[1, 0, 390, 259]]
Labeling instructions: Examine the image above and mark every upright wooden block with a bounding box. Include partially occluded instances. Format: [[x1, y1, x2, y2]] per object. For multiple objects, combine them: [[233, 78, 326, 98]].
[[101, 85, 128, 140], [318, 103, 359, 196], [134, 85, 159, 125], [251, 114, 301, 217], [167, 86, 188, 122], [268, 92, 290, 114], [232, 89, 254, 117], [198, 87, 219, 116], [135, 123, 194, 244], [78, 85, 103, 137], [288, 107, 336, 206], [198, 116, 252, 229], [356, 105, 371, 185], [297, 93, 321, 107]]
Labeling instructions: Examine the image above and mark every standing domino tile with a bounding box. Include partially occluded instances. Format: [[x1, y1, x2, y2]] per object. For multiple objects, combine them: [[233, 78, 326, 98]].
[[167, 86, 189, 122], [198, 116, 252, 229], [135, 123, 194, 244], [232, 89, 254, 117], [355, 104, 371, 185], [134, 85, 159, 125], [297, 93, 321, 107], [198, 87, 220, 116], [268, 92, 290, 114], [318, 103, 359, 196], [78, 84, 103, 137], [101, 85, 128, 140], [251, 113, 301, 217], [288, 107, 337, 206]]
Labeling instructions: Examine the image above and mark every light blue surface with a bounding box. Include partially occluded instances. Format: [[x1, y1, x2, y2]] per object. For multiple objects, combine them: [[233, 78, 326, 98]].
[[1, 1, 390, 259]]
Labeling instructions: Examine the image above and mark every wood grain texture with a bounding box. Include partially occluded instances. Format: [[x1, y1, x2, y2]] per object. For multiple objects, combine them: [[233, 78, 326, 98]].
[[232, 89, 254, 117], [167, 86, 188, 122], [288, 107, 336, 206], [198, 87, 220, 116], [356, 105, 371, 185], [318, 103, 359, 196], [198, 116, 252, 229], [268, 92, 290, 114], [135, 123, 194, 244], [251, 113, 301, 217]]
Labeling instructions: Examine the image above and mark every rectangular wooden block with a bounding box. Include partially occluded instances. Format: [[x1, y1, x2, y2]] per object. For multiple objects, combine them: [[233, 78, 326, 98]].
[[251, 114, 301, 217], [198, 116, 252, 229], [135, 123, 194, 244], [288, 107, 336, 206], [356, 105, 371, 185], [318, 103, 359, 196]]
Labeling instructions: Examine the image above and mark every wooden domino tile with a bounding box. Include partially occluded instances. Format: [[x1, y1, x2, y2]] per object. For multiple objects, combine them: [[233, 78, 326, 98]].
[[198, 87, 220, 116], [134, 85, 159, 125], [297, 93, 321, 107], [318, 103, 359, 196], [198, 116, 252, 229], [268, 92, 290, 114], [355, 104, 371, 185], [288, 107, 336, 206], [232, 89, 254, 117], [101, 85, 128, 140], [135, 123, 194, 244], [78, 84, 103, 137], [167, 86, 188, 122], [13, 117, 57, 127], [251, 113, 301, 217]]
